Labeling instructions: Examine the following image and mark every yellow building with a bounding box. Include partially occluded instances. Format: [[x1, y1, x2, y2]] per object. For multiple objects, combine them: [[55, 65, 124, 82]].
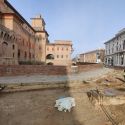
[[46, 40, 72, 65], [79, 49, 105, 63], [0, 0, 72, 66]]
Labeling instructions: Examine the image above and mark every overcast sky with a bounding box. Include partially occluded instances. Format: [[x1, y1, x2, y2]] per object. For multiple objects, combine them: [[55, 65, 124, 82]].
[[9, 0, 125, 57]]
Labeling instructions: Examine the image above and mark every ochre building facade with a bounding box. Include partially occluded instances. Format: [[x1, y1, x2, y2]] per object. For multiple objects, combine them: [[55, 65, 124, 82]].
[[46, 40, 72, 65], [0, 0, 72, 66], [79, 49, 105, 63]]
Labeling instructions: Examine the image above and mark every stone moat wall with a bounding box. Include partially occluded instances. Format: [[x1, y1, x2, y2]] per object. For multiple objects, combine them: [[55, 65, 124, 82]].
[[77, 63, 103, 72], [0, 64, 103, 76], [0, 65, 69, 76]]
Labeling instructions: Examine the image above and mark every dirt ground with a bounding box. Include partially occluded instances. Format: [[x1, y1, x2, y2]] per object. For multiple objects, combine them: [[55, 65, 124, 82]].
[[0, 69, 125, 125], [0, 87, 110, 125]]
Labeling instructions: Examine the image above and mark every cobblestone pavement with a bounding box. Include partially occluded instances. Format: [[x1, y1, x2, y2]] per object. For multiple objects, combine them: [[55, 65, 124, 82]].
[[0, 67, 112, 84]]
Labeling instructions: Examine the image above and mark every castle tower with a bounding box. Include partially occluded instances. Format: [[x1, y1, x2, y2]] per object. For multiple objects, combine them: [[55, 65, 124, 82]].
[[31, 15, 45, 31], [31, 15, 49, 62]]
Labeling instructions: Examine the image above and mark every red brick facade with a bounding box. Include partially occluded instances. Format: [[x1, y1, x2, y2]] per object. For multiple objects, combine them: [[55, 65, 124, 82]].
[[0, 0, 72, 66], [0, 64, 102, 76], [0, 65, 69, 76]]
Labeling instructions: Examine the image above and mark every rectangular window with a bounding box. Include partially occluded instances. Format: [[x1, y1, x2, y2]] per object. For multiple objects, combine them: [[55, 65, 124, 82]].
[[25, 51, 27, 59], [29, 53, 31, 59], [109, 49, 110, 54], [18, 49, 20, 58], [13, 53, 15, 58], [12, 45, 15, 50]]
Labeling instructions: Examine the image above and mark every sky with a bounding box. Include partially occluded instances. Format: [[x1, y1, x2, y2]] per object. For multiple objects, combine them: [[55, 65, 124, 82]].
[[8, 0, 125, 57]]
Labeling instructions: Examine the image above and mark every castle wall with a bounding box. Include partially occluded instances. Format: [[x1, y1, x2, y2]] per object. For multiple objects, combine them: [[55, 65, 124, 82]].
[[0, 65, 69, 76], [0, 0, 72, 66]]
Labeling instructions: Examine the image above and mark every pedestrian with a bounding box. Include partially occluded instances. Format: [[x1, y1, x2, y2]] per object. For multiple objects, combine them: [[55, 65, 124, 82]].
[[123, 69, 125, 81]]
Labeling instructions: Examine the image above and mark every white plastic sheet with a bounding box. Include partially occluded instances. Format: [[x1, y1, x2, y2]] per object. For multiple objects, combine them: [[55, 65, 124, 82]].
[[55, 97, 75, 112]]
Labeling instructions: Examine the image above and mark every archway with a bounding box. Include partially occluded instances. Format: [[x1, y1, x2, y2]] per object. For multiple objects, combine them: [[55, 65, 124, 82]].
[[46, 54, 54, 59], [47, 62, 53, 65]]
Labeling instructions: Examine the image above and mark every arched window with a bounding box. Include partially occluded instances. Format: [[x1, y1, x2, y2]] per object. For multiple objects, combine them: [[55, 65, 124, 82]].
[[10, 36, 12, 40], [4, 33, 7, 38], [7, 34, 9, 40], [2, 42, 8, 57], [1, 32, 3, 37]]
